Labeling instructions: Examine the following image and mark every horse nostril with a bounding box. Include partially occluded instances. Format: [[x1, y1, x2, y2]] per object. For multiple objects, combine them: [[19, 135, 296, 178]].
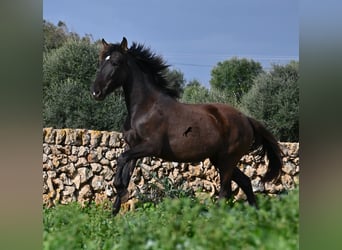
[[93, 90, 101, 97]]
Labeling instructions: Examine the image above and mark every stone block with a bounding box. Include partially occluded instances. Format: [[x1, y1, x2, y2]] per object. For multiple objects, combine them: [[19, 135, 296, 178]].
[[55, 129, 66, 145], [43, 127, 55, 144], [89, 130, 102, 147]]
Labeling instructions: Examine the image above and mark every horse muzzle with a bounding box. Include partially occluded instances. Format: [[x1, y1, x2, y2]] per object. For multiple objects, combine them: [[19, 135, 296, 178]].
[[91, 89, 105, 101]]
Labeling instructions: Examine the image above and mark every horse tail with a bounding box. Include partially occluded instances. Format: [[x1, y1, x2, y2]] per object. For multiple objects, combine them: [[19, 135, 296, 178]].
[[247, 117, 283, 183]]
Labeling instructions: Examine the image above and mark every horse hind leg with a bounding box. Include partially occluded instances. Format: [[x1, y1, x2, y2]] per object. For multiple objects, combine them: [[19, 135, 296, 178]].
[[212, 155, 257, 208], [232, 168, 258, 208]]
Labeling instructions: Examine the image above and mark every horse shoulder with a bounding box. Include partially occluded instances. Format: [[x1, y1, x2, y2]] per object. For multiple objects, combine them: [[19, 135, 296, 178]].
[[123, 129, 140, 147]]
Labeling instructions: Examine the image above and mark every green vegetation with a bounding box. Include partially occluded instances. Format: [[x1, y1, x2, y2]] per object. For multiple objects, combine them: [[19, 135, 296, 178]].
[[240, 61, 299, 141], [181, 80, 239, 107], [43, 39, 99, 90], [210, 57, 263, 103], [43, 189, 298, 250]]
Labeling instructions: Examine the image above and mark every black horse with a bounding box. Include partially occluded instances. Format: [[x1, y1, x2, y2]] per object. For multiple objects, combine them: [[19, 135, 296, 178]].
[[91, 37, 282, 215]]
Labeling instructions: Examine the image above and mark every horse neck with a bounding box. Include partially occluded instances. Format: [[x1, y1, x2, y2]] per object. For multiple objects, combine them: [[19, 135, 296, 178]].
[[122, 64, 161, 118]]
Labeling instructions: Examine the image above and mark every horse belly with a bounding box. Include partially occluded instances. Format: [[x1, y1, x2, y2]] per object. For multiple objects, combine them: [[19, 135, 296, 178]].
[[163, 132, 220, 162]]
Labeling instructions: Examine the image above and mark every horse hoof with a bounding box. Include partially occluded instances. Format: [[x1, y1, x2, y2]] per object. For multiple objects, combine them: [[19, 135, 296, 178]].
[[112, 207, 120, 216]]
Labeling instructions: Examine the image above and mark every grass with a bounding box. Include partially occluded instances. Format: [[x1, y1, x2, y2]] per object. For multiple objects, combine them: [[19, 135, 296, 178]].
[[43, 189, 298, 250]]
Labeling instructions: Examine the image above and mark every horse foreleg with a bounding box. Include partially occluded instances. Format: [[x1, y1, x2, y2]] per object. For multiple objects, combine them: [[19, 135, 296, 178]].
[[118, 141, 158, 165], [116, 127, 139, 191], [217, 161, 235, 201], [122, 159, 137, 188], [113, 160, 124, 216], [113, 141, 156, 216], [112, 158, 137, 216], [112, 193, 122, 216], [213, 155, 242, 203]]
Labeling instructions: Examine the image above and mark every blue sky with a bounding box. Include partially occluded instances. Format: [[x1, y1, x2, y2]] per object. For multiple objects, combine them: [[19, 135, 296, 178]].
[[43, 0, 298, 87]]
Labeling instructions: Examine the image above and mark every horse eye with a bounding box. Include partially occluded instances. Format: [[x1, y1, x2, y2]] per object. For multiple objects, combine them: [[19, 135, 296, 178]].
[[105, 55, 111, 61]]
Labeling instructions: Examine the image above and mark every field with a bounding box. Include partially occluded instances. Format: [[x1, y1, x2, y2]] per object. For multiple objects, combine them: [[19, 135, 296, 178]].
[[43, 189, 298, 250]]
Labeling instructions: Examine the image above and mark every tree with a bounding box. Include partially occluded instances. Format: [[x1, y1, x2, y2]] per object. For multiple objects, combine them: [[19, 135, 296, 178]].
[[43, 20, 68, 52], [181, 79, 238, 106], [210, 57, 263, 103], [43, 80, 126, 131], [181, 80, 210, 103], [240, 61, 299, 141], [43, 20, 82, 52], [164, 68, 186, 96], [43, 39, 99, 90]]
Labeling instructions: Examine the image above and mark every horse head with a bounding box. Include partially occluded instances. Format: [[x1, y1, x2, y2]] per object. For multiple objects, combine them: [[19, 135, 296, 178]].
[[91, 37, 129, 100]]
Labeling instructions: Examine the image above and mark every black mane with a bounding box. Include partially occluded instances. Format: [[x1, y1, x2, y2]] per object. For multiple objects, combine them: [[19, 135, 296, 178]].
[[128, 42, 180, 98]]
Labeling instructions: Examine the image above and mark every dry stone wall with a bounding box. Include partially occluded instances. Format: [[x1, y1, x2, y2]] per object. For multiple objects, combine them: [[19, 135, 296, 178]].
[[43, 128, 299, 207]]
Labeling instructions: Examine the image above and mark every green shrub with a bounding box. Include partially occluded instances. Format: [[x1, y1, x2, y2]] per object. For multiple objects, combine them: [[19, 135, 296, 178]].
[[181, 80, 210, 103], [182, 80, 238, 106], [210, 57, 263, 103], [135, 175, 195, 205], [43, 39, 99, 90], [43, 79, 126, 130], [43, 189, 299, 250], [240, 61, 299, 141]]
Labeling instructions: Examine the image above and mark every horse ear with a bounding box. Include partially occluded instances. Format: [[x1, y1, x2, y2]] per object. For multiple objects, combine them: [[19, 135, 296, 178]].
[[102, 38, 109, 48], [120, 37, 128, 52]]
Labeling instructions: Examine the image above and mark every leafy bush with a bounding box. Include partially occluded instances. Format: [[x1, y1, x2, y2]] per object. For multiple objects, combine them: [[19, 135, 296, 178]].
[[181, 80, 210, 103], [43, 189, 298, 250], [240, 61, 299, 141], [43, 80, 126, 131], [164, 68, 186, 96], [210, 57, 263, 103], [43, 20, 89, 52], [182, 80, 238, 106], [135, 176, 195, 205], [43, 39, 99, 90]]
